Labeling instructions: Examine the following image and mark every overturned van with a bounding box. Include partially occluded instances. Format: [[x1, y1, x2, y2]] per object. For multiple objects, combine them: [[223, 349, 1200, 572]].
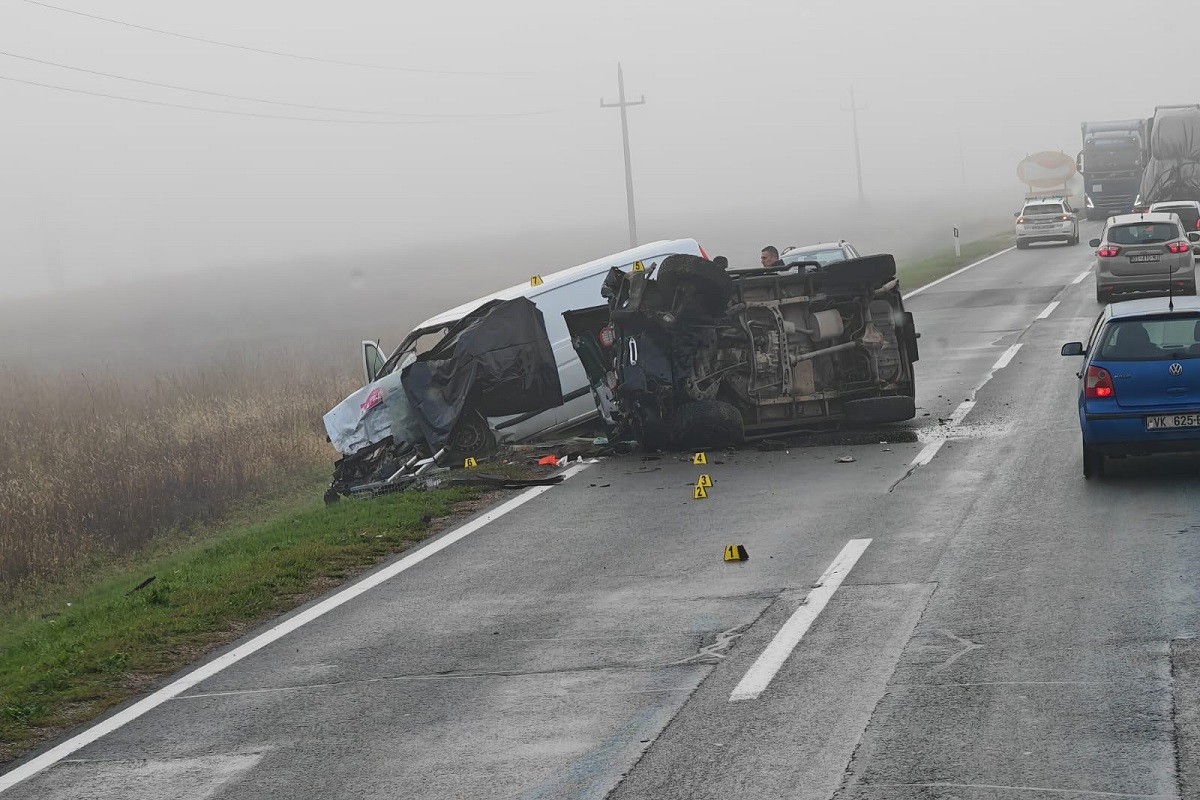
[[567, 253, 920, 449]]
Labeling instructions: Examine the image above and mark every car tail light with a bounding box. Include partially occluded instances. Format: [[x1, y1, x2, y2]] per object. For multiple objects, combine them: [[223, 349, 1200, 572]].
[[1195, 219, 1200, 229], [1167, 240, 1191, 254], [1097, 245, 1121, 258], [598, 324, 616, 348], [699, 245, 710, 260], [1085, 365, 1115, 399]]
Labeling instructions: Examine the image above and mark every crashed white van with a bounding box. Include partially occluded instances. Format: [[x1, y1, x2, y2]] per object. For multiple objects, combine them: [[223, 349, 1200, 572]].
[[324, 239, 708, 460]]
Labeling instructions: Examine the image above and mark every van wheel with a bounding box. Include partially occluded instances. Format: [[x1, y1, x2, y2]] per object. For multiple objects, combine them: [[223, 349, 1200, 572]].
[[1082, 443, 1105, 479], [448, 410, 497, 461], [670, 400, 745, 449]]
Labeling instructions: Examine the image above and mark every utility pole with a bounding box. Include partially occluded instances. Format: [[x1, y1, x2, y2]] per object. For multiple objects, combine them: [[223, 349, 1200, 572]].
[[601, 63, 645, 249], [845, 85, 867, 204]]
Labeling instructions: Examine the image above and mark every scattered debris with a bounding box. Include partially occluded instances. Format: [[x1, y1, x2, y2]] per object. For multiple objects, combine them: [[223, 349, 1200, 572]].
[[125, 576, 157, 596], [835, 456, 856, 463]]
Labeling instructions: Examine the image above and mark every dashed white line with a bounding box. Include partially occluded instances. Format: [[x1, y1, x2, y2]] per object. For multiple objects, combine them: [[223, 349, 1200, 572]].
[[902, 246, 1017, 300], [947, 400, 976, 426], [1071, 268, 1092, 285], [990, 343, 1023, 371], [729, 539, 872, 702], [1036, 300, 1060, 320], [910, 439, 945, 467], [0, 463, 592, 794]]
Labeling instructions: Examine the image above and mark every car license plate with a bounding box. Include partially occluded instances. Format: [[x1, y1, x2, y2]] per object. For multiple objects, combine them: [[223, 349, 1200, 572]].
[[1146, 414, 1200, 429], [1130, 254, 1160, 263]]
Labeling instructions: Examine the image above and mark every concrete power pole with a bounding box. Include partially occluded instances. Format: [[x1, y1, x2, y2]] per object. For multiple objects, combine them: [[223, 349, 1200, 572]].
[[601, 63, 645, 249], [846, 85, 867, 204]]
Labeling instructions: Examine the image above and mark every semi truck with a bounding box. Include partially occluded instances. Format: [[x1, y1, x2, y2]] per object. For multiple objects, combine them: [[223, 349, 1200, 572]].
[[1078, 119, 1148, 219], [1135, 105, 1200, 212]]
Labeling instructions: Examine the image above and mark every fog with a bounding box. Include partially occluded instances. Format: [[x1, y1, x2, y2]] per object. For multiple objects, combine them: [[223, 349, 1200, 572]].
[[1, 0, 1194, 337]]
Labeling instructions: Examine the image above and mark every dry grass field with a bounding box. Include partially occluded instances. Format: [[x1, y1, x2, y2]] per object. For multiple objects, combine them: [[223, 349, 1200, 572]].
[[0, 357, 353, 586]]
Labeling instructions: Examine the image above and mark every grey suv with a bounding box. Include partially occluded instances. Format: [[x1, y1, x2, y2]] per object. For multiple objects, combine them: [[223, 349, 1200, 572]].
[[1092, 212, 1200, 303]]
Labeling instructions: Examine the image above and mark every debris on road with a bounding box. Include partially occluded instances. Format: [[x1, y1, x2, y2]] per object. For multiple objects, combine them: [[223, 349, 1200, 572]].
[[835, 456, 857, 463]]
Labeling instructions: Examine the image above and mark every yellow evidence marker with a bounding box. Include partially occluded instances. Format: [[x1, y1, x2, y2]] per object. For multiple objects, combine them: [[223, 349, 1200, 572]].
[[692, 452, 708, 465], [693, 484, 708, 500], [696, 474, 713, 488], [530, 275, 544, 286], [463, 457, 478, 468], [632, 260, 646, 273], [724, 545, 749, 562]]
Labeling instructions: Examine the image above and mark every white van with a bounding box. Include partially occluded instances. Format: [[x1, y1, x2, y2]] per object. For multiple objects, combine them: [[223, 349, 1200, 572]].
[[326, 238, 707, 455]]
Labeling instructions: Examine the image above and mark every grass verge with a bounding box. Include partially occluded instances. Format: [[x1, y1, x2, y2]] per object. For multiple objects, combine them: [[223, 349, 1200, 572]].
[[897, 231, 1015, 292], [0, 477, 487, 765]]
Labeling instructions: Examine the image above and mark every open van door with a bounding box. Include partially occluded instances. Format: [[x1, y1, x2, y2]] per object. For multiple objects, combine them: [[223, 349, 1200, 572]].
[[362, 340, 386, 384]]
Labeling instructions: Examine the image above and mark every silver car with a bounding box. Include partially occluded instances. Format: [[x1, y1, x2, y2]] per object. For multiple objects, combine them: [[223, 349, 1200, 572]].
[[1092, 212, 1200, 303], [1015, 198, 1080, 248], [779, 240, 862, 268]]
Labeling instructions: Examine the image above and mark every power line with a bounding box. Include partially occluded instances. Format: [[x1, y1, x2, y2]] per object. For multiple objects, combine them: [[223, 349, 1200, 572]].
[[20, 0, 528, 77], [0, 51, 550, 118], [0, 73, 554, 124]]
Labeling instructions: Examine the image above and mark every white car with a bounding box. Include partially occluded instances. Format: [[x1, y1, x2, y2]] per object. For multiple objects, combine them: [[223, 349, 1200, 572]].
[[1015, 198, 1080, 248], [779, 240, 863, 267]]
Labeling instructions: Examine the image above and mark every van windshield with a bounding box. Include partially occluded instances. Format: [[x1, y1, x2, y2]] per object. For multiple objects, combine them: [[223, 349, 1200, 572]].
[[380, 327, 450, 377]]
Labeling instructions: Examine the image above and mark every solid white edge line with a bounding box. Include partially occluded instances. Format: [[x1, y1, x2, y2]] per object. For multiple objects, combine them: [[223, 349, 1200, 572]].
[[990, 343, 1023, 372], [1036, 300, 1060, 320], [1072, 268, 1092, 285], [902, 246, 1016, 300], [0, 462, 592, 793], [729, 539, 872, 702], [910, 439, 945, 467]]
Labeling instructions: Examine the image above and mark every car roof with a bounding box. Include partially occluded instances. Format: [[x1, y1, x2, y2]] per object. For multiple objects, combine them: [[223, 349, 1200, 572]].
[[413, 238, 703, 330], [1105, 212, 1180, 225], [1107, 296, 1200, 319], [1024, 197, 1066, 204], [783, 241, 850, 253], [1149, 200, 1200, 209]]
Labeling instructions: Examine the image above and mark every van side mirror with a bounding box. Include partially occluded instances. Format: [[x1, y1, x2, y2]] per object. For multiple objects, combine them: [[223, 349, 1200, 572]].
[[1089, 238, 1101, 248], [1061, 342, 1085, 357]]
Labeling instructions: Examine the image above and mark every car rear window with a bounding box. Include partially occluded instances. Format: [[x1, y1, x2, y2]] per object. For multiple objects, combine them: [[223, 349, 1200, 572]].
[[783, 249, 846, 266], [1096, 317, 1200, 360], [1155, 205, 1200, 227], [1023, 204, 1063, 216], [1106, 222, 1180, 245]]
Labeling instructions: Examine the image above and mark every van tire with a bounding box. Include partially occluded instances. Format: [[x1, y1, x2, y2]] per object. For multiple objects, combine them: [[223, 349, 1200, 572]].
[[447, 410, 497, 461], [843, 395, 917, 424], [671, 400, 745, 449]]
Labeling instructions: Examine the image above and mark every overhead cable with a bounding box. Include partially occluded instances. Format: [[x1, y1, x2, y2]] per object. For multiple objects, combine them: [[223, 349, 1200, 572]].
[[0, 51, 551, 118], [0, 74, 555, 124], [20, 0, 529, 76]]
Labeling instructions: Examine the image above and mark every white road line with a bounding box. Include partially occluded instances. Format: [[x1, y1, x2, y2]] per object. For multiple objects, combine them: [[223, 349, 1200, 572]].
[[0, 463, 592, 794], [990, 342, 1023, 372], [1036, 300, 1060, 320], [947, 400, 976, 426], [1072, 268, 1092, 285], [902, 246, 1017, 300], [910, 439, 945, 467], [729, 539, 872, 702]]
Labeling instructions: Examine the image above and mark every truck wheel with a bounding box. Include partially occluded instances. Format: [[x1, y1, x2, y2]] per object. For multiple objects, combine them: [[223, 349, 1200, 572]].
[[670, 400, 745, 449], [843, 395, 917, 424]]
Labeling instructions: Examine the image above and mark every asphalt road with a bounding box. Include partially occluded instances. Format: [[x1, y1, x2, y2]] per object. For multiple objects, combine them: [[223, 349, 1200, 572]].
[[7, 228, 1200, 800]]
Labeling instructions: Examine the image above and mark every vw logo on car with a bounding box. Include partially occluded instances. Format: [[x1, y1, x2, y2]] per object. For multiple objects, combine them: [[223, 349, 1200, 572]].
[[1170, 363, 1183, 376]]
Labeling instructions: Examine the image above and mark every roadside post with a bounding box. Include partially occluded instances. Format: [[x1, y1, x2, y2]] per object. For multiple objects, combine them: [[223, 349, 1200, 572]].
[[953, 226, 961, 260]]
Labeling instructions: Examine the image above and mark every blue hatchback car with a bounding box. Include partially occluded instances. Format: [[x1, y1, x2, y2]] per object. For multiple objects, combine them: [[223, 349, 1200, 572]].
[[1062, 296, 1200, 478]]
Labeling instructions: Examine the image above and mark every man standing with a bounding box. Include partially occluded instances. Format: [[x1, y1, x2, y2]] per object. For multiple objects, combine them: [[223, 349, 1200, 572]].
[[760, 246, 784, 268]]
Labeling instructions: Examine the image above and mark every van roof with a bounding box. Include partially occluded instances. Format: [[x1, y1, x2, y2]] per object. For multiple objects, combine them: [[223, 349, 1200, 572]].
[[414, 238, 704, 330]]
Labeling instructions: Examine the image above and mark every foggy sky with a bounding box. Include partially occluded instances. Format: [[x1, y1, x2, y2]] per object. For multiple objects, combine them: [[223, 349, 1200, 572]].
[[1, 0, 1193, 296]]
